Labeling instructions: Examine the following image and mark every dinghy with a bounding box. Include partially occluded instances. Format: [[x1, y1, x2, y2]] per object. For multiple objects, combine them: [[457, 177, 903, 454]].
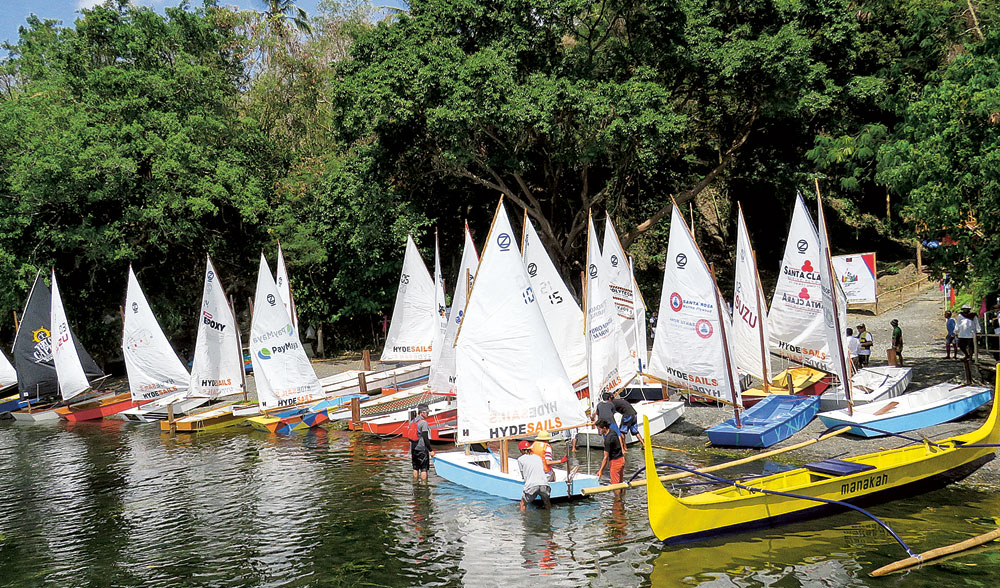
[[641, 369, 1000, 544], [818, 382, 991, 437], [10, 273, 107, 421], [819, 365, 913, 412], [381, 235, 437, 362], [576, 400, 686, 447], [433, 201, 599, 500], [706, 394, 821, 447], [427, 224, 479, 396], [0, 349, 20, 415]]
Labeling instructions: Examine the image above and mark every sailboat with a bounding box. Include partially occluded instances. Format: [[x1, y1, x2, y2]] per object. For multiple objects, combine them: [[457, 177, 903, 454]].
[[521, 214, 587, 385], [381, 235, 437, 362], [433, 200, 599, 500], [428, 223, 479, 396], [44, 271, 128, 422], [706, 205, 822, 448], [275, 242, 298, 331], [0, 349, 21, 415], [159, 256, 249, 432], [118, 267, 204, 422], [576, 214, 685, 447]]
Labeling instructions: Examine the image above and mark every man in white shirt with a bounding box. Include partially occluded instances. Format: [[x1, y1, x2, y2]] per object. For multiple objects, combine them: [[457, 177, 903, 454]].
[[846, 327, 861, 370], [517, 440, 551, 510], [956, 304, 980, 361]]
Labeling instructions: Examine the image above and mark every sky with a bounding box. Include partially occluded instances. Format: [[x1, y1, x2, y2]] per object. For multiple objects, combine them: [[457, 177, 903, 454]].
[[0, 0, 404, 50]]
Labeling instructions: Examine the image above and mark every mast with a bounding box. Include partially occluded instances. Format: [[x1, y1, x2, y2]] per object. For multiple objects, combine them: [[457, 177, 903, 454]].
[[711, 265, 742, 427], [230, 294, 248, 402], [815, 178, 853, 415]]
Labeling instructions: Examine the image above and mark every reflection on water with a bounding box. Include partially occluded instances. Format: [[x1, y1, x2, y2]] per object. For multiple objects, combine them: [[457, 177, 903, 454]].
[[0, 423, 998, 587]]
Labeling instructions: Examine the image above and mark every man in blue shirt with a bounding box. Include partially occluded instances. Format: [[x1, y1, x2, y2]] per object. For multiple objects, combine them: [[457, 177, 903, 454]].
[[945, 310, 957, 359]]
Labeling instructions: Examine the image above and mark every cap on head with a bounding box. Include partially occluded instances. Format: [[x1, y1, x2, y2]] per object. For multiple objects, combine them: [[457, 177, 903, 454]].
[[890, 319, 899, 326], [518, 440, 531, 451], [417, 404, 429, 414], [857, 323, 865, 330], [962, 304, 972, 310], [535, 431, 552, 441]]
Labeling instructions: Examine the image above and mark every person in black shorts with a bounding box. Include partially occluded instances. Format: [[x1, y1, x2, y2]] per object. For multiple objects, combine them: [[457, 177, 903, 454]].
[[611, 396, 642, 449], [409, 404, 435, 481]]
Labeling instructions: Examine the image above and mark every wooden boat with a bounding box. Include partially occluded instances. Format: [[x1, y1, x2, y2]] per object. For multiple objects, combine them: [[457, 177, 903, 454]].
[[120, 393, 212, 422], [56, 391, 137, 422], [160, 402, 249, 432], [434, 452, 599, 499], [433, 201, 595, 501], [706, 394, 820, 448], [818, 382, 992, 437], [739, 366, 833, 407], [819, 366, 913, 412], [247, 393, 364, 434], [576, 400, 685, 447], [0, 390, 33, 416], [641, 372, 1000, 544]]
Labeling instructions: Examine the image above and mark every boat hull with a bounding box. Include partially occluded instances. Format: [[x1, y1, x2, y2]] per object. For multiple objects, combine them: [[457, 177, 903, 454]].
[[819, 366, 912, 412], [55, 392, 136, 422], [642, 371, 1000, 544], [433, 451, 599, 500], [349, 408, 458, 442], [576, 401, 685, 448], [11, 404, 63, 422], [120, 396, 212, 422], [706, 395, 820, 448], [740, 367, 831, 408], [818, 383, 992, 437], [0, 394, 39, 416], [159, 404, 249, 432]]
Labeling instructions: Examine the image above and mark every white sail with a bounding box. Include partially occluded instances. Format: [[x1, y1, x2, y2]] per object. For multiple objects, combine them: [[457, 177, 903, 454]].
[[632, 261, 649, 371], [381, 235, 437, 361], [189, 256, 243, 399], [817, 193, 852, 393], [648, 207, 740, 403], [521, 216, 587, 382], [585, 214, 635, 401], [274, 243, 297, 331], [50, 271, 91, 400], [250, 254, 321, 410], [0, 351, 16, 390], [768, 193, 835, 371], [455, 201, 587, 443], [602, 216, 640, 368], [428, 225, 479, 394], [732, 207, 772, 382], [122, 267, 190, 402], [432, 231, 448, 353]]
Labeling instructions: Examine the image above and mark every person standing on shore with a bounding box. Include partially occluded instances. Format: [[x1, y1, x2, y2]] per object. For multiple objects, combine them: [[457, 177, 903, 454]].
[[847, 328, 860, 371], [956, 304, 980, 362], [945, 310, 958, 359], [890, 319, 904, 366], [857, 323, 873, 367]]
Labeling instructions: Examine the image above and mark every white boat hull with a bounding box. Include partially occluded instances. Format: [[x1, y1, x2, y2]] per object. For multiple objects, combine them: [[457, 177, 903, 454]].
[[819, 366, 912, 412], [433, 451, 599, 500], [120, 395, 212, 422], [576, 400, 685, 448], [10, 407, 62, 422]]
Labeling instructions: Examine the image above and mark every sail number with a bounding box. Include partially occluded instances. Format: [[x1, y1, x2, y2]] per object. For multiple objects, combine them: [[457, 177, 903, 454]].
[[522, 287, 535, 304]]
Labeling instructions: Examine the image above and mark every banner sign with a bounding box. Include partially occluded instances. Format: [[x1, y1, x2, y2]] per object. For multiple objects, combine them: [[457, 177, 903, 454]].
[[831, 253, 877, 304]]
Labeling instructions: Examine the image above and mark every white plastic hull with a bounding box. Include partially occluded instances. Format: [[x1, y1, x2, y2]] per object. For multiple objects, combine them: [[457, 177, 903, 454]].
[[433, 451, 599, 500], [576, 400, 685, 448], [819, 366, 912, 412]]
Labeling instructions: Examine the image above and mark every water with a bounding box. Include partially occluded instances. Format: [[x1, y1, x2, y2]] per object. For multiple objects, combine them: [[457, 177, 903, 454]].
[[0, 420, 998, 587]]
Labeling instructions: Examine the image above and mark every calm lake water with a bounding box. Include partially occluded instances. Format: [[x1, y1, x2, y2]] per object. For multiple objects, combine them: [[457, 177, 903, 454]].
[[0, 420, 998, 587]]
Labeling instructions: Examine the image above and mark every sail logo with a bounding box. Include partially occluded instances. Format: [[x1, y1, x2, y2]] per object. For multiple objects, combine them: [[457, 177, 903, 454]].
[[497, 233, 511, 251], [258, 341, 300, 360], [782, 260, 820, 281], [125, 329, 153, 350], [454, 309, 463, 325], [207, 270, 215, 283], [253, 325, 295, 344], [257, 347, 271, 360], [131, 302, 139, 314], [202, 311, 227, 332], [32, 327, 50, 343], [669, 292, 683, 312], [675, 253, 687, 269], [796, 239, 809, 254], [610, 254, 619, 268], [734, 293, 757, 328], [526, 262, 538, 277], [266, 293, 277, 306], [200, 378, 232, 387], [31, 327, 52, 363], [695, 319, 713, 339], [589, 263, 598, 279], [780, 290, 822, 309]]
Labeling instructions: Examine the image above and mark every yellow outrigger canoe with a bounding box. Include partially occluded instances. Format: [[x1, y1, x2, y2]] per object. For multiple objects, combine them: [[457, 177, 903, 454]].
[[643, 369, 1000, 544]]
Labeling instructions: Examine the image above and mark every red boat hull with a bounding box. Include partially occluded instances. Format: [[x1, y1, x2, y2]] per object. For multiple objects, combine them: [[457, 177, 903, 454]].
[[349, 409, 457, 442], [56, 392, 137, 422]]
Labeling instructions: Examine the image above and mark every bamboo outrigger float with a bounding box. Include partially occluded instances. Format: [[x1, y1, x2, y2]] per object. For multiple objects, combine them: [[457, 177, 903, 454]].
[[641, 368, 1000, 544]]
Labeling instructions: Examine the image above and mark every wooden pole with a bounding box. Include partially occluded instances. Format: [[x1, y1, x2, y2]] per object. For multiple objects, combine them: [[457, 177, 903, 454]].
[[870, 527, 1000, 576], [362, 349, 371, 371], [916, 241, 923, 272], [167, 401, 176, 434], [231, 295, 248, 403], [358, 372, 369, 396], [582, 426, 852, 495], [350, 396, 361, 423], [500, 439, 509, 474], [12, 311, 18, 332]]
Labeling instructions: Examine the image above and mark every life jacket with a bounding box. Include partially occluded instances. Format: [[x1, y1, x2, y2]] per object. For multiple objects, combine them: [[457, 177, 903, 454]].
[[530, 441, 552, 473], [405, 417, 423, 442]]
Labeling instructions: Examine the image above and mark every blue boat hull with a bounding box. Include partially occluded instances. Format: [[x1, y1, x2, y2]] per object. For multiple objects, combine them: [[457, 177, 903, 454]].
[[706, 395, 820, 448], [818, 387, 992, 437], [433, 451, 599, 501], [0, 395, 38, 416]]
